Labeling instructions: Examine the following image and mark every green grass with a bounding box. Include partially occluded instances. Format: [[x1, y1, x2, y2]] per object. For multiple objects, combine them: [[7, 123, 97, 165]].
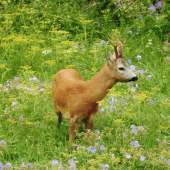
[[0, 0, 170, 169]]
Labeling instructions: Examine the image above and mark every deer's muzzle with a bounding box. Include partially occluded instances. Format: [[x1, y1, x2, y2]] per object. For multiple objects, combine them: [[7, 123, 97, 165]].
[[130, 76, 138, 82]]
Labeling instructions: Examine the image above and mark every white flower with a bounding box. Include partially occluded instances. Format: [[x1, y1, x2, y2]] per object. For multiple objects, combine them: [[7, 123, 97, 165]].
[[42, 50, 52, 55]]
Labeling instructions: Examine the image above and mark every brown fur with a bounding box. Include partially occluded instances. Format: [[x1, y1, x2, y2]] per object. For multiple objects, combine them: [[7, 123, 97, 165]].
[[52, 38, 137, 144], [52, 65, 117, 143]]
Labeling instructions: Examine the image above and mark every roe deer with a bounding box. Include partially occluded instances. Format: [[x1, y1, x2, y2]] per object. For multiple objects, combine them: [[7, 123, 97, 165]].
[[52, 36, 138, 143]]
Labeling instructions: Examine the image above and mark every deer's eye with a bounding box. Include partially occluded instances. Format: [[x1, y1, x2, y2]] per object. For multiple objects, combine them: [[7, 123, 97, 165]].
[[119, 67, 124, 71]]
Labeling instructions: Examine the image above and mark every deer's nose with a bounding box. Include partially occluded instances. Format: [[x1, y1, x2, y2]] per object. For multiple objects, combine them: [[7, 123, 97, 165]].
[[130, 76, 138, 82]]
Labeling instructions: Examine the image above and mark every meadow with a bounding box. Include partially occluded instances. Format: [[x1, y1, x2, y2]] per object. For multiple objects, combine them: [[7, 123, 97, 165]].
[[0, 0, 170, 169]]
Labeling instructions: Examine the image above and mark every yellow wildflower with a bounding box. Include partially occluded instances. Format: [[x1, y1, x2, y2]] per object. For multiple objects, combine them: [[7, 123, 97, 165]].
[[80, 20, 93, 24], [7, 119, 17, 124], [0, 64, 5, 69], [25, 122, 34, 125], [49, 30, 69, 34], [45, 60, 56, 65], [114, 119, 124, 124], [89, 50, 98, 53]]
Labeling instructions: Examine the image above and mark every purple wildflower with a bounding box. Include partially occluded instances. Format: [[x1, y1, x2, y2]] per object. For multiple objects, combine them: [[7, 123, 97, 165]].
[[131, 87, 136, 92], [22, 162, 25, 167], [29, 76, 38, 81], [112, 97, 117, 103], [109, 100, 113, 105], [125, 102, 128, 106], [68, 159, 73, 164], [137, 69, 145, 75], [12, 100, 17, 107], [160, 156, 163, 160], [132, 128, 138, 134], [155, 1, 163, 7], [126, 155, 131, 159], [139, 14, 142, 19], [136, 55, 141, 60], [68, 159, 76, 169], [51, 160, 59, 166], [149, 5, 156, 11], [150, 100, 154, 104], [155, 13, 158, 17], [140, 156, 145, 161], [147, 75, 152, 79], [96, 130, 100, 134], [97, 25, 100, 28], [130, 141, 140, 148], [130, 124, 136, 129], [168, 33, 170, 36], [121, 99, 125, 103], [19, 116, 23, 120], [117, 4, 121, 8], [5, 163, 11, 168], [99, 108, 104, 114], [28, 163, 33, 168], [0, 140, 5, 146], [74, 44, 79, 47], [134, 141, 140, 148], [91, 148, 97, 153], [100, 145, 105, 150], [109, 106, 115, 111], [111, 153, 115, 157], [87, 146, 97, 153], [130, 125, 138, 134], [100, 40, 106, 45], [0, 162, 4, 170], [39, 88, 44, 92], [128, 59, 131, 64], [138, 126, 144, 132], [166, 57, 170, 60], [95, 142, 98, 147], [123, 133, 127, 138], [167, 160, 170, 166], [87, 147, 92, 152], [130, 65, 135, 70], [156, 139, 160, 142], [14, 77, 19, 81], [100, 164, 109, 169]]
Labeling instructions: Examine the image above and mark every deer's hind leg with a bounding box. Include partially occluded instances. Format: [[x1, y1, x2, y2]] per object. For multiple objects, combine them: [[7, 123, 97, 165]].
[[56, 111, 62, 128], [54, 105, 63, 128]]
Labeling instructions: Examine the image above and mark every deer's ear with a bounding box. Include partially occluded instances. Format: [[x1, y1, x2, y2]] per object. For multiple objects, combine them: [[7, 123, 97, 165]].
[[107, 51, 115, 66], [107, 51, 113, 61]]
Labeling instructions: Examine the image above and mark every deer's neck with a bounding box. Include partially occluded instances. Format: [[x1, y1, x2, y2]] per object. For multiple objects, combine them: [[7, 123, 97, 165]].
[[86, 64, 117, 102]]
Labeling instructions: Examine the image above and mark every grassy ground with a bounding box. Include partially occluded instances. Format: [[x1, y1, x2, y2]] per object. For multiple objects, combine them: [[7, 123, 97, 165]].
[[0, 0, 170, 169]]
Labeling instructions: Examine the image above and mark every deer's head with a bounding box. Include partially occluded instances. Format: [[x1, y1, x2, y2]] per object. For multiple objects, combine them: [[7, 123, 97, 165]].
[[107, 36, 138, 82]]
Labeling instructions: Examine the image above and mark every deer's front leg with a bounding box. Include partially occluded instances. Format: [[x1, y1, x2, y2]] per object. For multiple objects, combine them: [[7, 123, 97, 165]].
[[69, 118, 78, 144]]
